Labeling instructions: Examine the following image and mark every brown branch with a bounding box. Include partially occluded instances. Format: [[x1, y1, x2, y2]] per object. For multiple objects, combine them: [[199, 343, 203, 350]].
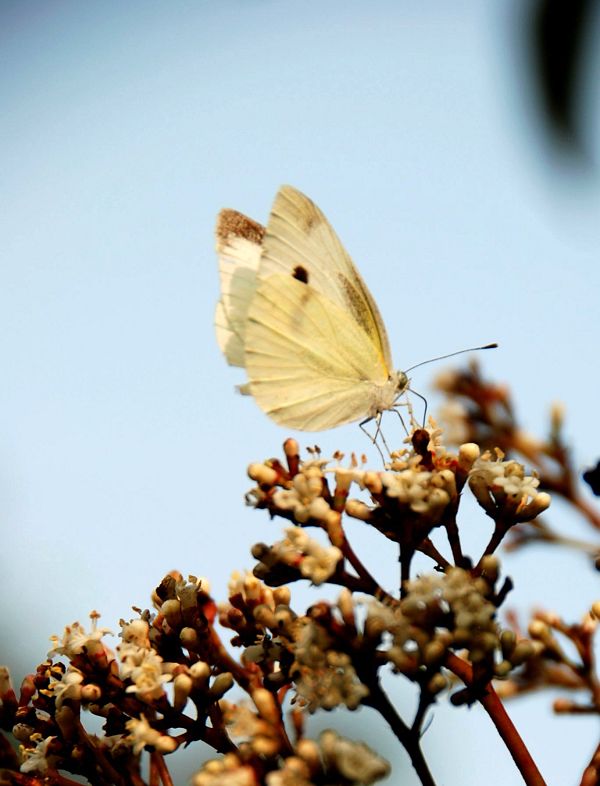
[[446, 654, 547, 786]]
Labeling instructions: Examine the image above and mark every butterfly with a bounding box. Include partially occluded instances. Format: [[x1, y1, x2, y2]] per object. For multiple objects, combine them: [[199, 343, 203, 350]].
[[215, 185, 494, 433], [214, 184, 409, 435]]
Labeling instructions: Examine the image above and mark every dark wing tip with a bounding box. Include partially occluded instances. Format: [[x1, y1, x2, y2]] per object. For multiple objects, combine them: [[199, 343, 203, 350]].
[[216, 208, 265, 245]]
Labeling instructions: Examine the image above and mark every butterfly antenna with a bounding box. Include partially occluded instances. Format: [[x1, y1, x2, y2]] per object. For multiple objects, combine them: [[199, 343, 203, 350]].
[[404, 342, 498, 374]]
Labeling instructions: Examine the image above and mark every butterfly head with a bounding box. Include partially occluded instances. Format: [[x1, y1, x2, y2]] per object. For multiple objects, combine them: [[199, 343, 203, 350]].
[[392, 369, 409, 400], [377, 370, 410, 415]]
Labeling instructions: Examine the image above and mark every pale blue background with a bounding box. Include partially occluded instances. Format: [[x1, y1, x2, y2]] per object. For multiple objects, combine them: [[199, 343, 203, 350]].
[[2, 2, 600, 784]]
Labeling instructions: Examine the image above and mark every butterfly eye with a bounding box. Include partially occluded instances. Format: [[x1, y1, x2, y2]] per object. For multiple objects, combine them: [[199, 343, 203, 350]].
[[292, 265, 309, 284]]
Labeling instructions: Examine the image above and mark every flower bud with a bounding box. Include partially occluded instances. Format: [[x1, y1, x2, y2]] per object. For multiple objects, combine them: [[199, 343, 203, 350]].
[[509, 640, 534, 667], [180, 627, 199, 651], [161, 599, 183, 628], [248, 463, 278, 486], [363, 472, 383, 495], [252, 688, 279, 724], [427, 673, 448, 695], [209, 672, 234, 699], [173, 673, 193, 710], [516, 492, 551, 522], [81, 683, 101, 702], [345, 498, 372, 521], [494, 660, 513, 678], [189, 661, 210, 688], [296, 738, 321, 771], [500, 630, 516, 659], [325, 510, 344, 548], [458, 443, 480, 470], [423, 640, 447, 667], [273, 587, 291, 606]]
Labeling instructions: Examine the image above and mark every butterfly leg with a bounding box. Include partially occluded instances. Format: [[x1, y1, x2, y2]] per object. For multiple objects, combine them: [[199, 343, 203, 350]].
[[391, 406, 409, 436], [359, 412, 393, 463], [407, 388, 428, 428], [359, 415, 387, 464]]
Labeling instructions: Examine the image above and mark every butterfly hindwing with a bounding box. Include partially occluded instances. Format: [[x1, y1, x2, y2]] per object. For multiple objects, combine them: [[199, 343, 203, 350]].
[[244, 273, 390, 430], [214, 208, 264, 367]]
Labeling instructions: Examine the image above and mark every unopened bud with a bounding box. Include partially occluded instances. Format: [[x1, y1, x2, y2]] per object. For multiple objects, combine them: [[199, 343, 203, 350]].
[[273, 587, 291, 606], [252, 688, 279, 724], [500, 630, 516, 659], [345, 498, 372, 521], [479, 555, 500, 585], [516, 492, 551, 522], [423, 640, 447, 667], [494, 660, 513, 678], [427, 673, 447, 695], [510, 639, 535, 666], [12, 723, 34, 742], [363, 472, 383, 495], [81, 684, 101, 702], [173, 673, 193, 711], [189, 661, 210, 688], [325, 510, 344, 547], [468, 474, 495, 514], [161, 599, 182, 629], [296, 738, 321, 771], [253, 735, 280, 757], [458, 443, 480, 470], [253, 604, 277, 628], [337, 588, 355, 627], [553, 698, 575, 714], [248, 463, 278, 486], [209, 672, 233, 699], [180, 627, 199, 651], [528, 620, 550, 641]]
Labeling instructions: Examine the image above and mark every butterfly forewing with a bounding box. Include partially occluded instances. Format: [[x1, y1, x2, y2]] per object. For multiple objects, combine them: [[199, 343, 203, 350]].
[[259, 186, 393, 372]]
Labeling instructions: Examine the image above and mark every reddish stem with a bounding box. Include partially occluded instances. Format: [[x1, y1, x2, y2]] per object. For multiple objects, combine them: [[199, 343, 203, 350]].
[[446, 654, 547, 786]]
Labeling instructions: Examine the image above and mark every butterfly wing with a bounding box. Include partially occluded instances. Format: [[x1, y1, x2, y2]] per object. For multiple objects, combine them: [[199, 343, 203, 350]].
[[244, 273, 392, 430], [258, 185, 393, 371], [214, 208, 265, 367]]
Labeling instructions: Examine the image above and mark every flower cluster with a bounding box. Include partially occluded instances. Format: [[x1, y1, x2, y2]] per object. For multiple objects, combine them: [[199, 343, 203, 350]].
[[291, 615, 369, 712], [366, 561, 535, 692], [469, 449, 551, 523], [193, 729, 389, 786], [3, 396, 598, 786], [495, 604, 600, 712]]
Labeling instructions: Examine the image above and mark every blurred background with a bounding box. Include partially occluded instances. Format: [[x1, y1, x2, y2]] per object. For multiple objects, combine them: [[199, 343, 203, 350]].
[[2, 1, 599, 783]]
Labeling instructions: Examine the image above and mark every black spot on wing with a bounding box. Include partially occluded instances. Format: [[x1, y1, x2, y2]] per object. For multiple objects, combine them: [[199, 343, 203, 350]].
[[292, 265, 309, 284]]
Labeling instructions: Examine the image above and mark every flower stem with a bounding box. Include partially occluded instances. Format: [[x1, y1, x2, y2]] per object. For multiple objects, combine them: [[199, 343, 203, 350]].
[[446, 654, 547, 786], [364, 678, 437, 786]]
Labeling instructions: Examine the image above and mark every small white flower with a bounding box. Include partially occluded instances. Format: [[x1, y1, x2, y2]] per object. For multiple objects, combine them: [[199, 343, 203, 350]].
[[49, 616, 112, 659], [52, 667, 84, 708], [20, 734, 55, 774], [120, 619, 151, 649], [120, 646, 172, 701], [273, 464, 330, 524], [273, 528, 342, 585], [125, 715, 177, 755], [469, 453, 550, 520]]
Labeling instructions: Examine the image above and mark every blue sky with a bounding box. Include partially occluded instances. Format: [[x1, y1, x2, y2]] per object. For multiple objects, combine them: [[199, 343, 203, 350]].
[[2, 2, 600, 784]]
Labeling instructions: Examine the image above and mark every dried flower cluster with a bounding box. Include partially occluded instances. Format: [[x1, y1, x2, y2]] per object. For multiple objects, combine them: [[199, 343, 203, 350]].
[[1, 367, 599, 786]]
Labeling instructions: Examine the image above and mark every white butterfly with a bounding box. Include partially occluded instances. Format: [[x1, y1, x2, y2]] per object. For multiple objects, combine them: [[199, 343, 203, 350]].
[[215, 185, 409, 433]]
